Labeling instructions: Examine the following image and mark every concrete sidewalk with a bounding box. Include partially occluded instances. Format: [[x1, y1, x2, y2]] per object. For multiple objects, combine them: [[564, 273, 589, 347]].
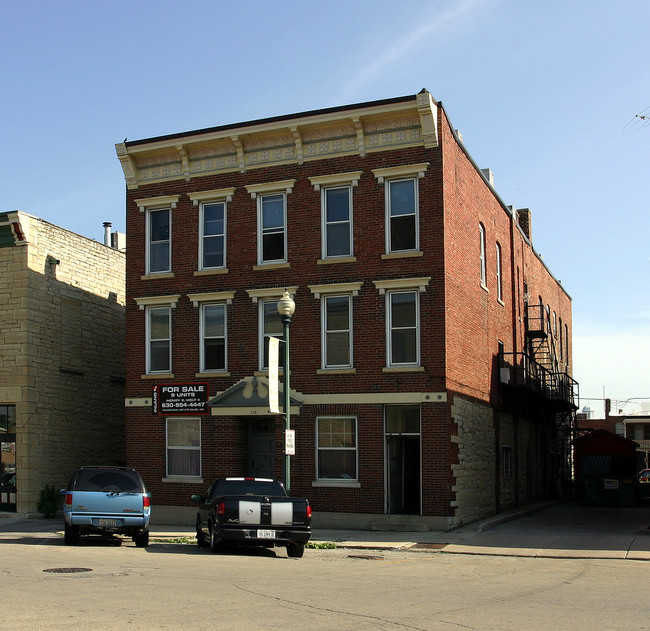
[[149, 501, 650, 561]]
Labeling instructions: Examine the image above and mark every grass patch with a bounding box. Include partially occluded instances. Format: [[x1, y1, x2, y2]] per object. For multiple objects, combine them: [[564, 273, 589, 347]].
[[306, 541, 338, 549]]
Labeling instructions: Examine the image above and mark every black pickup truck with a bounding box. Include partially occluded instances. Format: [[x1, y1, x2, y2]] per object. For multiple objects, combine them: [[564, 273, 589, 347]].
[[191, 477, 312, 558]]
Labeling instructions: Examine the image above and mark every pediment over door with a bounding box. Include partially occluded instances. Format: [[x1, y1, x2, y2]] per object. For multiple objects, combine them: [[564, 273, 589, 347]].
[[207, 376, 302, 416]]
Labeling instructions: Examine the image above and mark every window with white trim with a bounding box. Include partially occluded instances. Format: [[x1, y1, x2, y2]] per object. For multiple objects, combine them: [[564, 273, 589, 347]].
[[147, 306, 171, 373], [166, 417, 201, 477], [496, 242, 503, 301], [479, 223, 487, 286], [323, 295, 352, 368], [260, 299, 283, 370], [147, 208, 171, 274], [387, 178, 418, 252], [201, 303, 226, 372], [316, 416, 357, 480], [200, 201, 226, 269], [323, 186, 352, 258], [258, 193, 286, 264], [388, 290, 419, 366]]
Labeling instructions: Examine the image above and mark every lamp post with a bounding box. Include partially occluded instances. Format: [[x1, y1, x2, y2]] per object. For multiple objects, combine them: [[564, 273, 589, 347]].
[[277, 290, 295, 494]]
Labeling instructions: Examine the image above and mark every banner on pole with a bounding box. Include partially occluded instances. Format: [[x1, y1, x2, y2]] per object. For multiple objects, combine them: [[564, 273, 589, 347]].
[[268, 336, 280, 414]]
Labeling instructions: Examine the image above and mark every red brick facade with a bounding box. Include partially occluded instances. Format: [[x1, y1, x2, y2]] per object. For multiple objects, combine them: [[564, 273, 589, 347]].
[[117, 91, 576, 528]]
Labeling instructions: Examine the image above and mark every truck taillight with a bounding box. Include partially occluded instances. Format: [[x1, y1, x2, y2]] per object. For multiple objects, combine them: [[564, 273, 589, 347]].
[[306, 505, 312, 519], [65, 493, 73, 507], [143, 495, 150, 508], [217, 502, 225, 515]]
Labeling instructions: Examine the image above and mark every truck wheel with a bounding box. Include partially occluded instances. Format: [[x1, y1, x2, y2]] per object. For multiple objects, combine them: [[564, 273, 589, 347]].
[[287, 542, 305, 558], [64, 523, 80, 546], [210, 523, 223, 553], [196, 518, 209, 548]]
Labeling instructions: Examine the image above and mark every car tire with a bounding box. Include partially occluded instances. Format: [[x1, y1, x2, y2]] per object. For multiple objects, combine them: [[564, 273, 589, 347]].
[[196, 518, 209, 548], [133, 530, 149, 548], [287, 542, 305, 558], [64, 523, 80, 546], [209, 523, 223, 553]]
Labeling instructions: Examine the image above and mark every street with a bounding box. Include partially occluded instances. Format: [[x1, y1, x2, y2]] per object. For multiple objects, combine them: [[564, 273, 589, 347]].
[[1, 516, 649, 630]]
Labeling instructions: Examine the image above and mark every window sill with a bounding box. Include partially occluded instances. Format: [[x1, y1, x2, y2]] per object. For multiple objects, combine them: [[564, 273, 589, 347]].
[[194, 269, 229, 276], [381, 251, 423, 260], [162, 476, 204, 484], [317, 256, 357, 265], [382, 366, 424, 373], [141, 373, 174, 379], [253, 262, 290, 271], [312, 480, 360, 488], [317, 368, 356, 375], [141, 272, 175, 280], [195, 371, 231, 378]]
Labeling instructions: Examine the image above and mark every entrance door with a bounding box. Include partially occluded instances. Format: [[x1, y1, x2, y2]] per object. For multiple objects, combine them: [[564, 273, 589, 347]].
[[248, 419, 275, 478], [387, 435, 421, 514], [0, 437, 16, 511]]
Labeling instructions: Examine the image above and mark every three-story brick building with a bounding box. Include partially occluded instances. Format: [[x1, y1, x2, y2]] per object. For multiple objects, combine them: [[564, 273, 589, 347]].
[[116, 90, 577, 529]]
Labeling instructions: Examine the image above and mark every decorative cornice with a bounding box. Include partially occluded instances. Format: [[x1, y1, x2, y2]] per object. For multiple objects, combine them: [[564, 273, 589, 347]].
[[115, 91, 439, 189]]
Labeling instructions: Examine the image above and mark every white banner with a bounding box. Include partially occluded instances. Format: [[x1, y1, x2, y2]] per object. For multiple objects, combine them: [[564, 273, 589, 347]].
[[268, 336, 280, 414]]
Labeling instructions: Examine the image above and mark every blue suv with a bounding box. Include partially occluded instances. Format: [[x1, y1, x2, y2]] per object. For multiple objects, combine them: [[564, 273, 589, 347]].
[[61, 466, 151, 547]]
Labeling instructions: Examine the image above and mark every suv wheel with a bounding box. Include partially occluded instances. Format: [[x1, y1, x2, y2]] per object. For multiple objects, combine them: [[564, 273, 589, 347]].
[[64, 523, 80, 546], [209, 523, 223, 553], [196, 519, 209, 547], [287, 542, 305, 558], [133, 530, 149, 548]]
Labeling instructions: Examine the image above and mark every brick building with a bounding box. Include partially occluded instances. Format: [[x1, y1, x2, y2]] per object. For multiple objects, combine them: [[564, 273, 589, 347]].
[[116, 90, 577, 529], [0, 212, 126, 516]]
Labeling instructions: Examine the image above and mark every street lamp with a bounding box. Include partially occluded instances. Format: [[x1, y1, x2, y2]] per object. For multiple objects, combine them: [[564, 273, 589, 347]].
[[277, 290, 295, 494]]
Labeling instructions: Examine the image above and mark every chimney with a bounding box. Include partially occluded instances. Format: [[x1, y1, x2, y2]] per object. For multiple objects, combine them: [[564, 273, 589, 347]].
[[480, 168, 494, 187], [103, 222, 112, 247], [516, 208, 532, 241]]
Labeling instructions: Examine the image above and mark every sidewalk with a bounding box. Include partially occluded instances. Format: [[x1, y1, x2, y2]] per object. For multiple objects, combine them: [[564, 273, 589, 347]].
[[149, 501, 650, 561]]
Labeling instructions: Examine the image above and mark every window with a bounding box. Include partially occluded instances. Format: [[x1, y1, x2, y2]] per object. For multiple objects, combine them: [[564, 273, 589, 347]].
[[148, 208, 171, 274], [479, 223, 487, 286], [502, 446, 512, 477], [316, 417, 357, 480], [166, 418, 201, 477], [323, 186, 352, 258], [260, 299, 283, 370], [496, 242, 503, 301], [385, 405, 420, 433], [387, 178, 418, 252], [147, 306, 171, 373], [200, 202, 226, 269], [0, 405, 16, 433], [559, 318, 564, 360], [388, 290, 419, 366], [259, 193, 286, 264], [201, 304, 226, 372], [323, 295, 352, 368]]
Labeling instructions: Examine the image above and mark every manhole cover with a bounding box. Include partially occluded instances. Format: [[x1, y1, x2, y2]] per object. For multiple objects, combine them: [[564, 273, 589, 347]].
[[43, 567, 93, 574], [412, 543, 448, 550], [348, 554, 384, 560]]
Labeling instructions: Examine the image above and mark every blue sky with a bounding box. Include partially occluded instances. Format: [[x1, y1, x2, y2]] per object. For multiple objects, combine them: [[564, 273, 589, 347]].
[[2, 0, 648, 415]]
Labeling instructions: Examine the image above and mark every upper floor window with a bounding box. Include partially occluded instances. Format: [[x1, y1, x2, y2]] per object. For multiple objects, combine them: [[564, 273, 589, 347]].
[[496, 242, 503, 301], [147, 306, 171, 374], [260, 299, 284, 370], [0, 405, 16, 432], [479, 223, 487, 286], [309, 172, 361, 262], [135, 195, 179, 276], [372, 163, 428, 255], [201, 303, 227, 372], [388, 290, 419, 367], [246, 180, 295, 266], [200, 202, 226, 269], [323, 295, 352, 368]]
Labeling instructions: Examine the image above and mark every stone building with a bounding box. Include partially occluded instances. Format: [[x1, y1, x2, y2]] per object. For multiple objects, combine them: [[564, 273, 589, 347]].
[[115, 90, 578, 529], [0, 211, 125, 516]]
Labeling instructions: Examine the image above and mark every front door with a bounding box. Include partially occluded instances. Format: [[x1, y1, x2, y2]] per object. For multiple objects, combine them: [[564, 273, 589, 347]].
[[248, 419, 275, 478], [387, 435, 421, 515]]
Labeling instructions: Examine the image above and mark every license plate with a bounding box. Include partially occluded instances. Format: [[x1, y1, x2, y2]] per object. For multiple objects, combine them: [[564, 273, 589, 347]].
[[257, 529, 275, 539], [98, 518, 118, 528]]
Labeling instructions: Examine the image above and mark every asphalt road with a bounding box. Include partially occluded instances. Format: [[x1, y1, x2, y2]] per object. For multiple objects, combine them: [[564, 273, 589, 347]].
[[1, 511, 649, 630]]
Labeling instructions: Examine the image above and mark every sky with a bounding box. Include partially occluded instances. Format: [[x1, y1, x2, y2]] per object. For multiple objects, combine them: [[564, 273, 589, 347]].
[[2, 0, 648, 416]]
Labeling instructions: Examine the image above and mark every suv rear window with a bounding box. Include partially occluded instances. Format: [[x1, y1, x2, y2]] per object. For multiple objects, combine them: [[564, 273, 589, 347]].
[[72, 469, 145, 493]]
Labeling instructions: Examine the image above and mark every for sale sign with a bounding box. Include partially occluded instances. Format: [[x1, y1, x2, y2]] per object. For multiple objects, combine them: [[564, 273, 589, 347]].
[[152, 383, 209, 415]]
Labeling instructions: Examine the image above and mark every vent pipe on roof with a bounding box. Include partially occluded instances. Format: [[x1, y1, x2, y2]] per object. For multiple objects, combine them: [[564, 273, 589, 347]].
[[103, 222, 112, 247]]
